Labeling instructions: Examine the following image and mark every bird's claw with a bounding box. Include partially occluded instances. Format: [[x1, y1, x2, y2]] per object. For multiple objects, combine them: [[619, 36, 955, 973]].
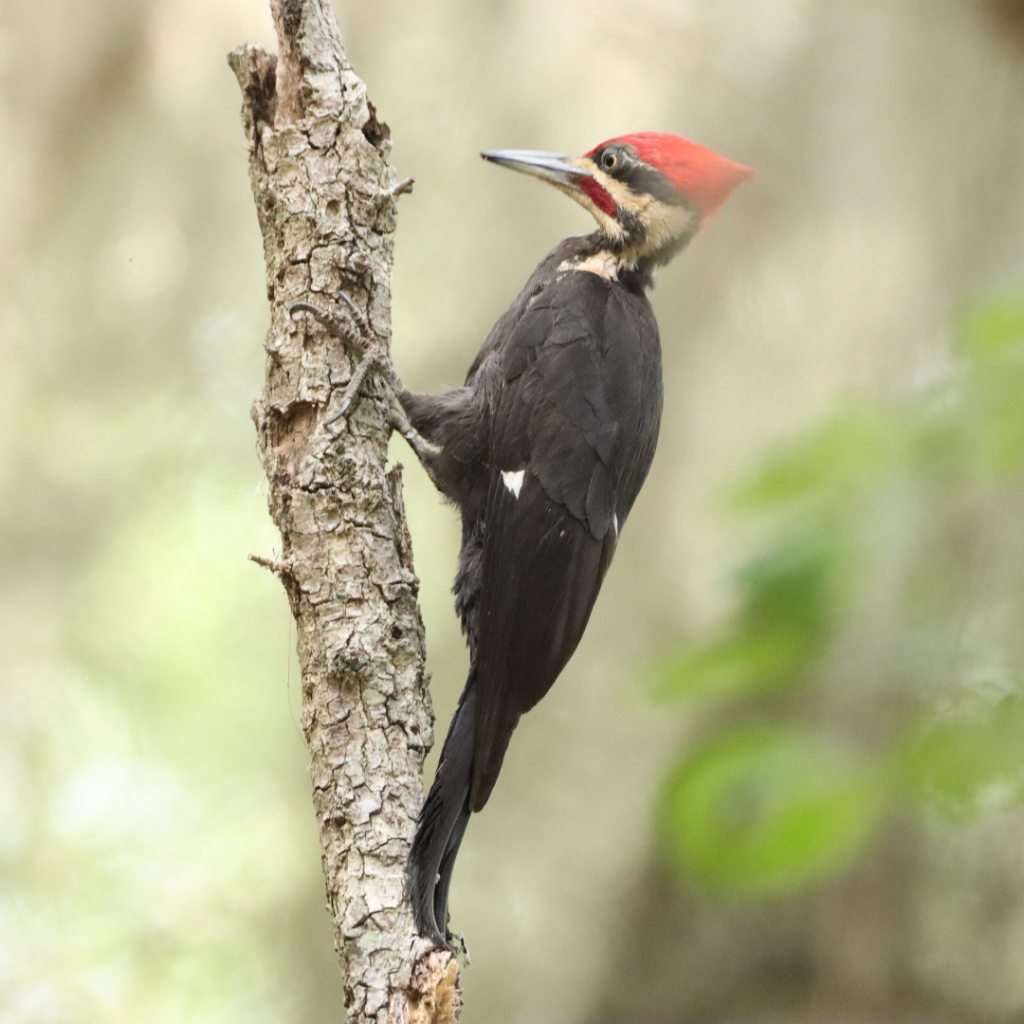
[[289, 300, 364, 349], [291, 295, 405, 429], [324, 344, 386, 426], [389, 402, 444, 491]]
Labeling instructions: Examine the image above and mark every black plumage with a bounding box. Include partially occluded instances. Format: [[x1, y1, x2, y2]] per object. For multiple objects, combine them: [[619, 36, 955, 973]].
[[398, 134, 753, 947], [401, 237, 663, 946]]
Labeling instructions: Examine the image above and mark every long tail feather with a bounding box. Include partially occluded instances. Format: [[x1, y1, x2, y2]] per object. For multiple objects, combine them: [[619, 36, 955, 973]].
[[408, 682, 476, 946]]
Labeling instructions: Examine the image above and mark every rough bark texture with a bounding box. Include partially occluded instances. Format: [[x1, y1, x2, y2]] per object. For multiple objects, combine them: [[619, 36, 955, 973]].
[[228, 3, 459, 1021]]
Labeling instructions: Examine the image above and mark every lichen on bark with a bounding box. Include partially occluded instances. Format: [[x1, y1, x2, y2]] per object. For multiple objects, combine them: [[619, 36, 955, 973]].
[[228, 2, 459, 1020]]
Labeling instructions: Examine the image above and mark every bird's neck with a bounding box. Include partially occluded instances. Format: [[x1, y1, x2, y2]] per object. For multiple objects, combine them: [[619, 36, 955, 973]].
[[560, 228, 694, 292]]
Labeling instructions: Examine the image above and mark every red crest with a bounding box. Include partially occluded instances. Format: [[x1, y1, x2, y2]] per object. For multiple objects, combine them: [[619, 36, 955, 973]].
[[589, 132, 754, 217]]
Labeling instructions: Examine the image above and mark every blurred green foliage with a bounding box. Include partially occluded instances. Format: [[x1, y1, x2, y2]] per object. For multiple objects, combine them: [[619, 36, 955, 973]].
[[651, 525, 847, 703], [661, 724, 884, 897], [655, 289, 1024, 897], [0, 475, 332, 1023]]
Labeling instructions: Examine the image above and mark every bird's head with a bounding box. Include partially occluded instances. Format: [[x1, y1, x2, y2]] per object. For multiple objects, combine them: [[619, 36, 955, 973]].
[[482, 132, 754, 268]]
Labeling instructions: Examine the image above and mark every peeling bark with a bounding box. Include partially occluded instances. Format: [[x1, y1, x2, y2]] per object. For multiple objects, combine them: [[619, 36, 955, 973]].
[[228, 3, 459, 1021]]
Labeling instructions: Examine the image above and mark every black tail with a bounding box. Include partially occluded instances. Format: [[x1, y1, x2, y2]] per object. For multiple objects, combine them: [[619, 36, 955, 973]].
[[408, 681, 476, 947]]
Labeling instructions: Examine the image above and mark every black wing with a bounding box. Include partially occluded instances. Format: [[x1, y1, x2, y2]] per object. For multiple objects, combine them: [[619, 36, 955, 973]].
[[469, 272, 662, 811]]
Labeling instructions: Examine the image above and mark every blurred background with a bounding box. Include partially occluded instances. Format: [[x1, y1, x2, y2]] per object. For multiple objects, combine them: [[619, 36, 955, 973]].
[[3, 0, 1024, 1020]]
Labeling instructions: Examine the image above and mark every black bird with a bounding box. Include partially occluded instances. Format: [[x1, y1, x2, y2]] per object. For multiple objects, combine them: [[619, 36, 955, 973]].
[[399, 132, 754, 947]]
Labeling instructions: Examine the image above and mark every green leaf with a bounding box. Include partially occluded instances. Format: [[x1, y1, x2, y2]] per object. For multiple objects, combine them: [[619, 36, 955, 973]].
[[956, 293, 1024, 474], [733, 406, 902, 512], [660, 725, 885, 898], [903, 694, 1024, 816], [957, 294, 1024, 363], [652, 527, 845, 704]]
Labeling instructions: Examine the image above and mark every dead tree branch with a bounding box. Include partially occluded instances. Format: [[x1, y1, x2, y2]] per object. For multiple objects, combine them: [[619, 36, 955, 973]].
[[228, 2, 459, 1020]]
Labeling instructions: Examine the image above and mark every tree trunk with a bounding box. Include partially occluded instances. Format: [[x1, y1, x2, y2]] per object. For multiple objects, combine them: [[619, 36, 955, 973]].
[[228, 3, 459, 1021]]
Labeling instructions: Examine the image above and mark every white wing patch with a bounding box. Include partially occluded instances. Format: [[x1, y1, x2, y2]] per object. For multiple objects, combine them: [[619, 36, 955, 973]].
[[501, 469, 525, 498], [613, 512, 619, 537]]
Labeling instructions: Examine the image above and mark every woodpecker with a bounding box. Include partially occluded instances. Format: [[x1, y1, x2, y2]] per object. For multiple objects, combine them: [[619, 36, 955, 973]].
[[399, 132, 753, 947]]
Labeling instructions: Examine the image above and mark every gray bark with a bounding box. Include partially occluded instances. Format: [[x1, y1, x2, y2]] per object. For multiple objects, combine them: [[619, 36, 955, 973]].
[[228, 3, 459, 1021]]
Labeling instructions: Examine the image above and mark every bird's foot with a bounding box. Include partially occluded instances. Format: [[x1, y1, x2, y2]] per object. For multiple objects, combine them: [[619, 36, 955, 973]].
[[290, 296, 405, 428], [289, 299, 364, 349], [389, 402, 444, 491], [323, 345, 387, 426]]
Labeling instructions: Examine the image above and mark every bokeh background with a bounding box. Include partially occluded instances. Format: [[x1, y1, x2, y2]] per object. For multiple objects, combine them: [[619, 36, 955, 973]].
[[4, 0, 1024, 1021]]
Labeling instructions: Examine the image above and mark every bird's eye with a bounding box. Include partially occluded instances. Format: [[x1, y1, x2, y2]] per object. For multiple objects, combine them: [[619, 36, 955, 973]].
[[600, 150, 618, 172]]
